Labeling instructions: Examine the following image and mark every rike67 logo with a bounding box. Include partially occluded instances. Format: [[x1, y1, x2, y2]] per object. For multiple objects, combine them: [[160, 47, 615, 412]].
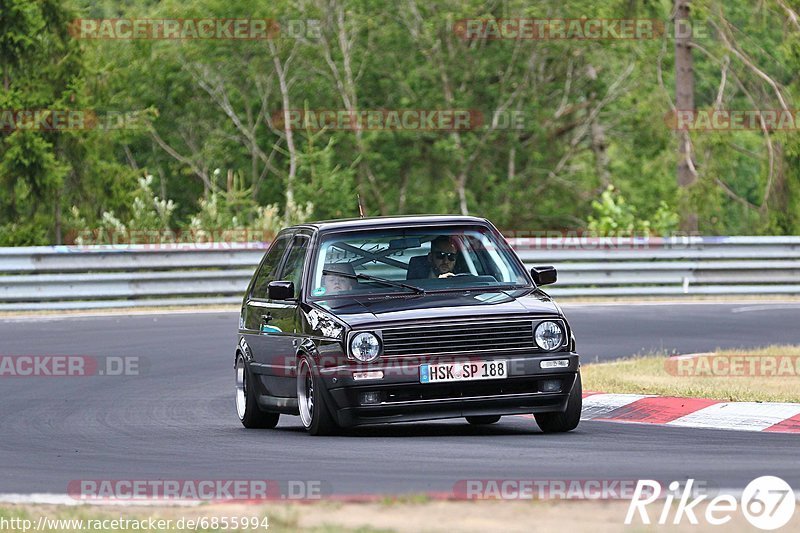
[[626, 477, 796, 530]]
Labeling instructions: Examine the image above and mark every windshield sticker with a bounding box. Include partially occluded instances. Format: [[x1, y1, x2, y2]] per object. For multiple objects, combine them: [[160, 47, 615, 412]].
[[312, 286, 327, 296]]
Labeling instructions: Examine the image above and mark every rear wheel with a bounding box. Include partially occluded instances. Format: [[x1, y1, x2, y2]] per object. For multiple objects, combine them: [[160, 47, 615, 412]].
[[534, 373, 582, 433], [465, 415, 501, 425], [236, 354, 280, 429], [297, 355, 339, 436]]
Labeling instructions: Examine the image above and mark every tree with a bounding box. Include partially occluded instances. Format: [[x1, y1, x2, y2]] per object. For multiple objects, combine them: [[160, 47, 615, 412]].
[[0, 0, 79, 244], [674, 0, 698, 232]]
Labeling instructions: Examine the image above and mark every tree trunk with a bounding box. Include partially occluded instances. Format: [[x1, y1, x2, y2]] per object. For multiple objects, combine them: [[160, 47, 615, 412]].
[[270, 42, 297, 218], [675, 0, 698, 231], [54, 188, 62, 245], [457, 172, 469, 215], [502, 146, 516, 222], [590, 119, 611, 187]]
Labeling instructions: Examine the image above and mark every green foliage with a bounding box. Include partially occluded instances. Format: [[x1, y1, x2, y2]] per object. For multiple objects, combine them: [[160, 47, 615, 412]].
[[2, 0, 800, 244], [295, 134, 357, 221], [70, 174, 176, 243], [649, 202, 681, 237], [587, 186, 638, 236], [188, 171, 252, 233], [126, 175, 177, 230], [588, 186, 679, 236], [187, 170, 313, 239], [0, 217, 51, 246]]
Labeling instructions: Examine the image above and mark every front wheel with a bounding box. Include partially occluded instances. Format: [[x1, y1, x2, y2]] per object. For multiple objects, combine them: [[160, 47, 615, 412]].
[[534, 372, 582, 433], [297, 355, 339, 436], [236, 354, 280, 429]]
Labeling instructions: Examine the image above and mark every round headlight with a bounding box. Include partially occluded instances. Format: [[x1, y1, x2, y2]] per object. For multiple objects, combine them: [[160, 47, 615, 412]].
[[535, 321, 563, 351], [350, 332, 381, 362]]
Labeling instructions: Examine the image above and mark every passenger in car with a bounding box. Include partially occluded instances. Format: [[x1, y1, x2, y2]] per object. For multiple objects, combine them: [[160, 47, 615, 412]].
[[322, 262, 356, 293]]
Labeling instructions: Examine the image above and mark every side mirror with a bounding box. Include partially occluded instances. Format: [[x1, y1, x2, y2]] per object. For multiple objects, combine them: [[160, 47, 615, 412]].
[[268, 280, 295, 300], [530, 266, 557, 286]]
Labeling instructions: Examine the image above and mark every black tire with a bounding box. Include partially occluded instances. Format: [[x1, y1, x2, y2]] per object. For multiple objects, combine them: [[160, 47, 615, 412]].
[[534, 372, 582, 433], [465, 415, 501, 425], [236, 354, 280, 429], [297, 355, 339, 436]]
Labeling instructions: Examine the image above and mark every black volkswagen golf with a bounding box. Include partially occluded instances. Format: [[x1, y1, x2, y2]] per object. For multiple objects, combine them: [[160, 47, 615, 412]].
[[235, 215, 581, 435]]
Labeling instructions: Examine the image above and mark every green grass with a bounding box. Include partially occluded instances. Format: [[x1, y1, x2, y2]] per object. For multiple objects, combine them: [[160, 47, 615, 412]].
[[582, 345, 800, 403], [377, 493, 432, 506]]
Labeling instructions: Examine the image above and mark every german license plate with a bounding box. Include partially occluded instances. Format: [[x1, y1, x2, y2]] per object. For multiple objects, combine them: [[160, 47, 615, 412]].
[[420, 360, 507, 383]]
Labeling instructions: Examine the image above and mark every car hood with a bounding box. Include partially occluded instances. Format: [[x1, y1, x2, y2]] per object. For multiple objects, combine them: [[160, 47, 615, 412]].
[[311, 288, 561, 328]]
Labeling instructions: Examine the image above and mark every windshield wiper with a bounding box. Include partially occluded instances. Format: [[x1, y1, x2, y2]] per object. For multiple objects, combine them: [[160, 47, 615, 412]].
[[322, 269, 425, 295]]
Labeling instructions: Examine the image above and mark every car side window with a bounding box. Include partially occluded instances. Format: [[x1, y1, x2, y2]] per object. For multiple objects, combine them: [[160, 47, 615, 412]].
[[278, 235, 310, 296], [250, 234, 291, 299]]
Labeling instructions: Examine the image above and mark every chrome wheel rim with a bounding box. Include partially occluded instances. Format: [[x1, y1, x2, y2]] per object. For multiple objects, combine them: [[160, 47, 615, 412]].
[[235, 357, 246, 420], [298, 359, 314, 428]]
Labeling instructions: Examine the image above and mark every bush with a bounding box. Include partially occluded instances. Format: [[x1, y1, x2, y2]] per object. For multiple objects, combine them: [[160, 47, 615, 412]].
[[587, 185, 679, 237]]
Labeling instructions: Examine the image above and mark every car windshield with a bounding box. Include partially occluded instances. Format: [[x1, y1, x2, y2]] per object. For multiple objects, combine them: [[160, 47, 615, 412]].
[[309, 225, 530, 298]]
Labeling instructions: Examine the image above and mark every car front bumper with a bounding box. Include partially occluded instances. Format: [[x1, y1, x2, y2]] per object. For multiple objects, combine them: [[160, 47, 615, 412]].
[[318, 351, 579, 427]]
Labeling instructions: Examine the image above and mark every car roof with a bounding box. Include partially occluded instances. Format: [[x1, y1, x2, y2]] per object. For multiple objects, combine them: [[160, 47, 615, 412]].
[[291, 214, 492, 233]]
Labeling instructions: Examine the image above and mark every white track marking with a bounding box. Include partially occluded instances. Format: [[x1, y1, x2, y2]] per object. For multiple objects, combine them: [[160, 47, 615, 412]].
[[668, 402, 800, 432], [731, 305, 800, 313], [581, 393, 651, 420]]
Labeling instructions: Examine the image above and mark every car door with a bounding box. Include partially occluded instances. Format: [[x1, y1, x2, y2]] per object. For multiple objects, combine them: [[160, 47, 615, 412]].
[[263, 233, 311, 397], [244, 232, 311, 398], [241, 232, 292, 398]]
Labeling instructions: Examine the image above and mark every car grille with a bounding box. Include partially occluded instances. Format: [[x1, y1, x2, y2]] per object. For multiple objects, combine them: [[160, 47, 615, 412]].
[[381, 318, 536, 357]]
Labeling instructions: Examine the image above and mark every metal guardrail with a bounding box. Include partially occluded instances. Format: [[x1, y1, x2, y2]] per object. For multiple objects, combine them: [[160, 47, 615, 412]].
[[1, 237, 799, 310], [513, 236, 800, 297]]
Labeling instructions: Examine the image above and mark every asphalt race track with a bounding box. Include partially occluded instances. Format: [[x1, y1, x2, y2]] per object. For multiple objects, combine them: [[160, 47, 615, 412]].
[[1, 302, 799, 496], [565, 301, 800, 362]]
